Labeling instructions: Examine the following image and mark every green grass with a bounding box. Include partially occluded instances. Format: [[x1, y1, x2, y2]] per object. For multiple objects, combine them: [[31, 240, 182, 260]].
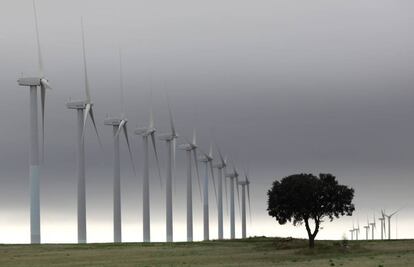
[[0, 237, 414, 266]]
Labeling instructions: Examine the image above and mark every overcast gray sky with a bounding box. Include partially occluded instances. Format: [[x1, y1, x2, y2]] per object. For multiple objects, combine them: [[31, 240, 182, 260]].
[[0, 0, 413, 243]]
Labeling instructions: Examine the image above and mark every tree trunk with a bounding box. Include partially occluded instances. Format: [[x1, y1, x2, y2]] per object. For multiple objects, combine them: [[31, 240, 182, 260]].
[[304, 217, 319, 249], [309, 236, 315, 248]]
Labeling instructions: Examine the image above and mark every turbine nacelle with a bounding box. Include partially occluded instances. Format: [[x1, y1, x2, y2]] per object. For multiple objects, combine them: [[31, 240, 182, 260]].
[[66, 100, 92, 110], [178, 143, 193, 151], [104, 117, 124, 126], [18, 77, 43, 87], [134, 127, 155, 137], [158, 133, 178, 141]]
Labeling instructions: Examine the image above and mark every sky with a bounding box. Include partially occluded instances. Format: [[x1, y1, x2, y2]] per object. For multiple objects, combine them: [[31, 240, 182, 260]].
[[0, 0, 413, 243]]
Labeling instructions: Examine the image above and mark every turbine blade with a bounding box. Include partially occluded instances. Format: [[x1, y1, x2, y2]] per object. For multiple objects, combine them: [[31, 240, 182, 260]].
[[115, 120, 125, 138], [123, 124, 136, 176], [150, 132, 163, 188], [32, 0, 43, 77], [172, 138, 176, 172], [236, 175, 241, 217], [247, 183, 252, 224], [119, 49, 125, 117], [172, 138, 177, 195], [149, 101, 154, 129], [224, 167, 228, 216], [209, 161, 218, 205], [208, 143, 213, 158], [89, 107, 103, 149], [82, 103, 91, 140], [81, 17, 91, 103], [167, 95, 176, 136], [215, 142, 224, 165], [193, 148, 202, 201], [192, 128, 196, 145], [40, 84, 45, 162]]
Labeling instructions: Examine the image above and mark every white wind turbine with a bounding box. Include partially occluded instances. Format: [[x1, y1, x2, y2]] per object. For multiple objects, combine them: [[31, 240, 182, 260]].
[[178, 129, 202, 242], [363, 218, 370, 240], [213, 144, 228, 240], [225, 164, 240, 239], [349, 226, 354, 241], [158, 98, 178, 242], [379, 211, 386, 240], [354, 221, 360, 240], [369, 213, 376, 240], [104, 50, 136, 243], [238, 169, 252, 239], [383, 208, 401, 240], [17, 0, 52, 244], [66, 18, 102, 244], [198, 144, 218, 241], [134, 97, 163, 242]]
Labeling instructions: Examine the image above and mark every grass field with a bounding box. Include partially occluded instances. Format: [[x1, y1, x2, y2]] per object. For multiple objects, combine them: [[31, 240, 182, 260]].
[[0, 237, 413, 266]]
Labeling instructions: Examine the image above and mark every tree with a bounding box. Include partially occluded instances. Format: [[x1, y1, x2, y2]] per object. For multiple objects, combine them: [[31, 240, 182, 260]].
[[267, 173, 355, 248]]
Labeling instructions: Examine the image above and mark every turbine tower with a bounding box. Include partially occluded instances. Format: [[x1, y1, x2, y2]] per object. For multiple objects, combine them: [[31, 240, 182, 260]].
[[213, 144, 228, 240], [104, 50, 135, 243], [178, 130, 202, 242], [198, 144, 218, 241], [158, 98, 178, 242], [134, 99, 163, 242], [238, 170, 251, 239], [225, 165, 240, 239], [66, 18, 101, 244], [369, 214, 376, 240], [17, 0, 52, 244]]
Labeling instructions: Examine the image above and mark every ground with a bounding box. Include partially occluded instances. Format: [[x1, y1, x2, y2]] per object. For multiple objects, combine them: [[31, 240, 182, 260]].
[[0, 237, 413, 266]]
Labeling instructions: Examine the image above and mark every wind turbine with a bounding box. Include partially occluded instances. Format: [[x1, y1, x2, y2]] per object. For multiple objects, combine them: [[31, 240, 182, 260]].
[[349, 227, 354, 241], [17, 0, 52, 244], [178, 130, 202, 242], [238, 169, 252, 239], [66, 18, 101, 244], [369, 213, 376, 240], [225, 164, 240, 239], [379, 211, 386, 240], [355, 221, 360, 240], [363, 218, 370, 240], [134, 97, 163, 242], [213, 143, 228, 240], [158, 98, 178, 242], [383, 209, 401, 240], [104, 50, 136, 243], [198, 144, 218, 241]]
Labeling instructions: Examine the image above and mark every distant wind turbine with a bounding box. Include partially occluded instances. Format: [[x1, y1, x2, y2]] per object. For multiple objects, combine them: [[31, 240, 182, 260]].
[[158, 97, 178, 242], [369, 213, 376, 240], [66, 18, 102, 244], [104, 50, 136, 243], [238, 169, 252, 239], [17, 0, 52, 244], [213, 143, 228, 240], [198, 144, 218, 241], [134, 96, 163, 242], [363, 218, 370, 240], [379, 211, 386, 240], [178, 129, 202, 242], [349, 227, 354, 241], [383, 208, 401, 240], [355, 221, 360, 240], [225, 164, 240, 239]]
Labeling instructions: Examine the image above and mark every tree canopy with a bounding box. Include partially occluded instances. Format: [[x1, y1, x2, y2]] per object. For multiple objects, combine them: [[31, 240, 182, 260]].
[[267, 173, 355, 248]]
